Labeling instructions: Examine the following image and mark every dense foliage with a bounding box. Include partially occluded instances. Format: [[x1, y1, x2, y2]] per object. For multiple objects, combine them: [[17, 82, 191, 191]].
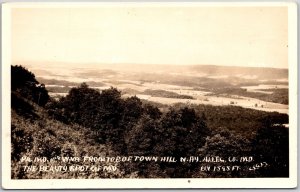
[[11, 65, 289, 178]]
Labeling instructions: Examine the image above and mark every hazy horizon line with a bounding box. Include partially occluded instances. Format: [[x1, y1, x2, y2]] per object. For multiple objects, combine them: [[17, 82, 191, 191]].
[[13, 60, 289, 70]]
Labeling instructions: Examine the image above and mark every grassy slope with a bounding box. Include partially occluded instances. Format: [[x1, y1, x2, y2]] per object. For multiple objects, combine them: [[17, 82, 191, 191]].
[[11, 101, 129, 179]]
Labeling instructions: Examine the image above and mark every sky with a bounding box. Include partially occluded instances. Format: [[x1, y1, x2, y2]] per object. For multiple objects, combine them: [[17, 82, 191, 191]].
[[11, 6, 288, 68]]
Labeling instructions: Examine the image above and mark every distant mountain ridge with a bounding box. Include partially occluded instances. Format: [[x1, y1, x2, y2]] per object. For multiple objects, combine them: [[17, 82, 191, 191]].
[[189, 65, 288, 80], [21, 62, 288, 80]]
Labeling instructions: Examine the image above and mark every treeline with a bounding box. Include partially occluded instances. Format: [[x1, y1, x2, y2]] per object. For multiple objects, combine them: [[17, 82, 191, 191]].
[[143, 89, 194, 99], [11, 65, 289, 178], [209, 87, 288, 105]]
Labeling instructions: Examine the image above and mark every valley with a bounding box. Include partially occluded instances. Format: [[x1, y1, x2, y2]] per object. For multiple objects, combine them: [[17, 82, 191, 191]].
[[26, 63, 288, 115]]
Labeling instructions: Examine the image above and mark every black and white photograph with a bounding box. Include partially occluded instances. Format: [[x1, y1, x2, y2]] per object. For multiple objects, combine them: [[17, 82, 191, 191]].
[[1, 2, 298, 189]]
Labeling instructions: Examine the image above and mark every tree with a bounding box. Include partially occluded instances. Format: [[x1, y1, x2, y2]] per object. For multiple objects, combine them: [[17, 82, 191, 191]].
[[122, 96, 144, 122], [46, 85, 126, 151], [126, 106, 210, 177], [11, 65, 38, 91], [143, 104, 162, 119], [196, 127, 252, 178], [11, 65, 49, 106], [251, 125, 289, 177]]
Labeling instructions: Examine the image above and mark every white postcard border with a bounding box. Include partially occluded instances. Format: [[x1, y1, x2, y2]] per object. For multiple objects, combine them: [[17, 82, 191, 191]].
[[1, 2, 298, 189]]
